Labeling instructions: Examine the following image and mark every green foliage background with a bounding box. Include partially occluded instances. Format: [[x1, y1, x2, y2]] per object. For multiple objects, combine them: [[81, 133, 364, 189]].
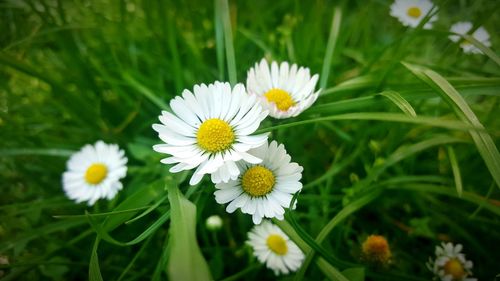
[[1, 0, 499, 280]]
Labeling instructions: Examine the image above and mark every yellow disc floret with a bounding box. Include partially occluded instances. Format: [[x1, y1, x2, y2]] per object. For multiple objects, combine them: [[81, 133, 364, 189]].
[[362, 235, 391, 263], [264, 88, 296, 111], [196, 118, 235, 153], [443, 258, 465, 280], [241, 166, 275, 197], [266, 234, 288, 255], [85, 163, 108, 185], [407, 6, 422, 18]]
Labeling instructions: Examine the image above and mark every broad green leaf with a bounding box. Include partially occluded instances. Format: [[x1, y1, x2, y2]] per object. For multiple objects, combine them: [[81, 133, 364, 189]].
[[342, 267, 365, 281], [403, 62, 500, 190], [167, 185, 212, 281], [447, 146, 463, 197], [89, 237, 103, 281], [379, 90, 417, 117]]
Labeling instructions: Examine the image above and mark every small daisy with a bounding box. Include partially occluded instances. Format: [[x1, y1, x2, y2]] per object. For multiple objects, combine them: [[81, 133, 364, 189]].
[[62, 141, 128, 205], [361, 235, 392, 264], [449, 22, 491, 54], [153, 81, 269, 185], [427, 242, 476, 281], [246, 59, 320, 119], [390, 0, 437, 29], [247, 220, 304, 275], [214, 140, 303, 224], [205, 215, 223, 231]]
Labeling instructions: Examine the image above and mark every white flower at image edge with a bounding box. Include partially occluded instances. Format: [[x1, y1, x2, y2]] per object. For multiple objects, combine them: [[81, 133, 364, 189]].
[[153, 81, 269, 185], [247, 221, 305, 275], [427, 242, 476, 281], [62, 141, 128, 205], [214, 140, 303, 224], [246, 59, 320, 119], [390, 0, 437, 29], [449, 21, 491, 54]]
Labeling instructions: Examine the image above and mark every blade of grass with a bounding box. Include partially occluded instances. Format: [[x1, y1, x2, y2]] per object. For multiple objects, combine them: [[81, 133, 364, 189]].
[[122, 73, 169, 110], [320, 6, 342, 89], [0, 148, 75, 157], [89, 237, 103, 281], [447, 146, 463, 197], [256, 112, 478, 133], [214, 0, 225, 80], [379, 90, 417, 117], [218, 0, 236, 85], [462, 34, 500, 67], [403, 62, 500, 190]]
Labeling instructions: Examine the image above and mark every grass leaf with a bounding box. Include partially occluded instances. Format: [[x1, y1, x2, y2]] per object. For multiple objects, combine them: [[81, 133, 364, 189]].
[[379, 90, 417, 117], [320, 7, 342, 89], [447, 146, 463, 197], [403, 62, 500, 190], [167, 184, 212, 281], [89, 237, 103, 281]]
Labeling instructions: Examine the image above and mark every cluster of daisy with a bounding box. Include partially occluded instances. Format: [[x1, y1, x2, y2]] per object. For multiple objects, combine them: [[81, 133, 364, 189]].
[[390, 0, 492, 54], [59, 58, 318, 275]]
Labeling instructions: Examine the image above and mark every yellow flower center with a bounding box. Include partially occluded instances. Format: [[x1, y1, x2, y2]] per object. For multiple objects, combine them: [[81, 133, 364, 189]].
[[444, 259, 465, 280], [85, 163, 108, 185], [241, 166, 275, 197], [407, 6, 422, 18], [362, 235, 391, 263], [266, 234, 288, 255], [196, 118, 235, 153], [264, 88, 296, 111]]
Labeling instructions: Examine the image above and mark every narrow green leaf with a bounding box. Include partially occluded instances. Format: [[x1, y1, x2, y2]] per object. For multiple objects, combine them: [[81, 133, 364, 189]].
[[447, 146, 463, 197], [403, 62, 500, 190], [218, 0, 237, 85], [214, 0, 225, 80], [379, 90, 417, 117], [462, 34, 500, 67], [257, 112, 477, 134], [0, 148, 75, 157], [89, 237, 103, 281], [167, 185, 212, 281], [320, 7, 342, 89]]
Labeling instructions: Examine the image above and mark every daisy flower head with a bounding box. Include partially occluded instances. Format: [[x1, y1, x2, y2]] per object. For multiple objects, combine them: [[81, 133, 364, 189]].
[[62, 141, 128, 206], [361, 235, 392, 264], [427, 242, 476, 281], [246, 59, 320, 119], [153, 81, 269, 186], [214, 140, 303, 224], [247, 220, 304, 275], [390, 0, 437, 29], [449, 22, 491, 54]]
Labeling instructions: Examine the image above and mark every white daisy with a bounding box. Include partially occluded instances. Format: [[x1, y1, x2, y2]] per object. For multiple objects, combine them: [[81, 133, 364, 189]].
[[246, 59, 320, 119], [449, 22, 491, 54], [214, 140, 303, 224], [152, 81, 269, 185], [247, 220, 304, 275], [427, 242, 476, 281], [390, 0, 437, 29], [62, 141, 128, 206]]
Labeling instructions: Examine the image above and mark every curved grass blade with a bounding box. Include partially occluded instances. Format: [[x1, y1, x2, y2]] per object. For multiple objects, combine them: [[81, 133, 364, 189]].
[[462, 34, 500, 67], [403, 62, 500, 190], [379, 90, 417, 117]]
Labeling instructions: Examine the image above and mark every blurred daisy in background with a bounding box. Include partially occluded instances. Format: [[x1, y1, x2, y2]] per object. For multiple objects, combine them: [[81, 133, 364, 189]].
[[427, 242, 476, 281], [214, 140, 303, 224], [361, 235, 392, 265], [246, 59, 320, 119], [390, 0, 437, 29], [153, 81, 269, 185], [247, 221, 304, 275], [449, 22, 491, 54], [205, 215, 223, 231], [62, 141, 127, 205]]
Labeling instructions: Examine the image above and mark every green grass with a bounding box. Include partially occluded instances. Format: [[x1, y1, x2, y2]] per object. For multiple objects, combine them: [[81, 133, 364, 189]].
[[1, 0, 499, 280]]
